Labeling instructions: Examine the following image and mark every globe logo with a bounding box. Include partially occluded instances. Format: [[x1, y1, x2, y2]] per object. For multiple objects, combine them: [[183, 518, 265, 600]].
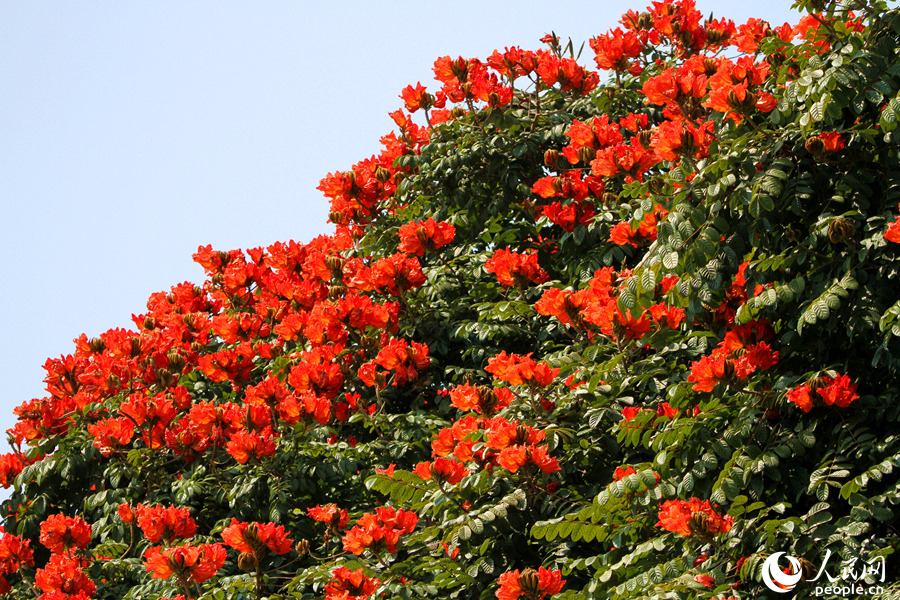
[[762, 552, 805, 593]]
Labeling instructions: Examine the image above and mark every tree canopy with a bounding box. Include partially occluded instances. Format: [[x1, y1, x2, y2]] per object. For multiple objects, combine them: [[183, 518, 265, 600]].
[[3, 1, 900, 599]]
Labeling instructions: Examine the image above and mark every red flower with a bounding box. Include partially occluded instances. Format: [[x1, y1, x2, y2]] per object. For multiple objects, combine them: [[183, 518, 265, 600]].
[[816, 374, 859, 408], [221, 519, 293, 555], [342, 507, 418, 556], [0, 529, 34, 574], [448, 383, 514, 415], [621, 406, 641, 422], [134, 504, 198, 544], [0, 453, 26, 489], [144, 543, 227, 584], [400, 82, 431, 113], [590, 28, 643, 72], [786, 384, 813, 412], [39, 514, 92, 555], [308, 504, 350, 531], [656, 498, 733, 537], [398, 218, 456, 256], [35, 554, 96, 598], [886, 211, 900, 243], [414, 457, 470, 485], [496, 567, 565, 600], [694, 573, 716, 588], [117, 503, 135, 524], [325, 567, 381, 600], [651, 120, 714, 162], [225, 428, 277, 464], [485, 249, 549, 287], [485, 352, 559, 387], [688, 350, 730, 392]]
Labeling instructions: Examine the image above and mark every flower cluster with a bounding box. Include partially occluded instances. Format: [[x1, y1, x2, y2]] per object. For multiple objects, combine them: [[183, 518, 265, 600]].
[[341, 507, 418, 556], [688, 319, 779, 392], [536, 267, 683, 341], [324, 567, 381, 600], [221, 519, 293, 556], [496, 567, 565, 600], [485, 249, 549, 288], [656, 498, 734, 538], [144, 543, 227, 585], [785, 374, 860, 412]]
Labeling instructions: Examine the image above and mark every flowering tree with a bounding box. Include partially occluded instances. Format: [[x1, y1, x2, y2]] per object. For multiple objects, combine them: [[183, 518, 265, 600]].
[[3, 1, 900, 599]]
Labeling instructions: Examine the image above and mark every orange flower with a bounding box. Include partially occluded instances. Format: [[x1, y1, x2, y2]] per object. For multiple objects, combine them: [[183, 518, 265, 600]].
[[143, 543, 227, 584], [134, 504, 198, 544], [221, 519, 293, 555], [39, 514, 92, 555], [656, 498, 733, 537], [590, 28, 643, 71], [485, 249, 549, 287], [225, 428, 277, 464], [485, 352, 559, 387], [786, 384, 813, 412], [0, 529, 34, 574], [398, 218, 456, 256], [816, 374, 859, 408], [308, 504, 350, 530], [414, 457, 470, 485], [35, 554, 96, 598], [496, 567, 565, 600], [325, 567, 381, 600], [341, 507, 417, 556], [886, 209, 900, 242], [688, 350, 730, 392]]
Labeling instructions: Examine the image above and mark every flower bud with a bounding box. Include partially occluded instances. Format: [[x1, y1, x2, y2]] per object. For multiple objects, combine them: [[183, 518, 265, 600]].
[[703, 58, 718, 76], [243, 523, 262, 549], [328, 284, 348, 300], [518, 569, 541, 596], [451, 57, 469, 80], [143, 316, 157, 331], [827, 218, 856, 245], [374, 165, 392, 183], [88, 337, 106, 354], [688, 512, 715, 541], [577, 146, 597, 163], [325, 255, 346, 275], [706, 29, 725, 45], [805, 136, 826, 156], [679, 130, 697, 156], [638, 130, 653, 148], [237, 551, 258, 573], [543, 149, 560, 168], [450, 107, 467, 120], [295, 539, 310, 557], [515, 424, 532, 446], [167, 351, 186, 370]]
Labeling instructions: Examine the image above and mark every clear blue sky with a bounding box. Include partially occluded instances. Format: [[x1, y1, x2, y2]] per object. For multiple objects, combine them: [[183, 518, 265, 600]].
[[0, 1, 797, 460]]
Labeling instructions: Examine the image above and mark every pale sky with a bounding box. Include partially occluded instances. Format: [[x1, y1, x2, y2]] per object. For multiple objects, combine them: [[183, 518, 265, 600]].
[[0, 1, 797, 463]]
